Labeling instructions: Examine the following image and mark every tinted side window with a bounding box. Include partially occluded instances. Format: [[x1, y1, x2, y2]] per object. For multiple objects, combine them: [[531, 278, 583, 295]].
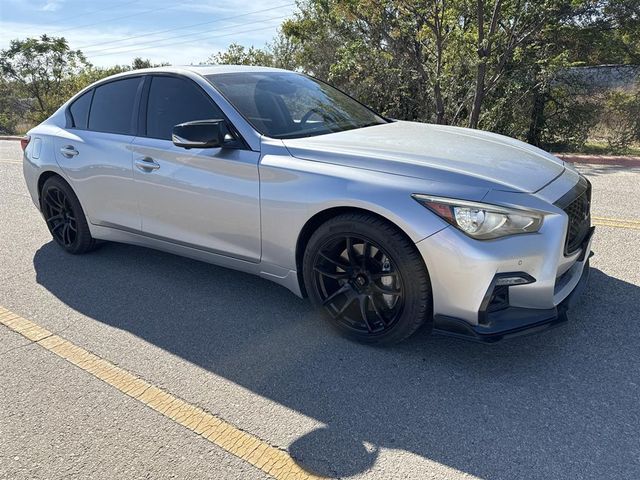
[[88, 77, 142, 135], [69, 90, 93, 129], [146, 76, 224, 140]]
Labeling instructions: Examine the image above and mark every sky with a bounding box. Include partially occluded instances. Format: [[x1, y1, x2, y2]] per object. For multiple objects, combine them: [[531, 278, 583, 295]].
[[0, 0, 298, 67]]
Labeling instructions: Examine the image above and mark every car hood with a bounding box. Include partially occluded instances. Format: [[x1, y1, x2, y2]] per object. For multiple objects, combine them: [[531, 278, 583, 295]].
[[281, 121, 565, 193]]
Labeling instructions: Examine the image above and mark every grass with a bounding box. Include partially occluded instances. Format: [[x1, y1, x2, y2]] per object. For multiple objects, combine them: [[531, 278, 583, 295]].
[[581, 141, 640, 156]]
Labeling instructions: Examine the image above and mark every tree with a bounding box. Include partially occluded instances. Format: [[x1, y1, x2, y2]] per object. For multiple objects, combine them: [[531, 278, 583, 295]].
[[3, 2, 636, 150], [208, 43, 275, 66], [0, 77, 26, 134], [131, 57, 170, 69], [132, 57, 154, 69], [280, 1, 443, 121], [559, 0, 640, 65], [65, 64, 130, 95], [405, 1, 454, 124], [0, 35, 90, 123]]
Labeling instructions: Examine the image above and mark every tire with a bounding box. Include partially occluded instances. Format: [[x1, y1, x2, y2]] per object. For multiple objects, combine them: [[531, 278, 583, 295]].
[[303, 212, 432, 345], [40, 176, 96, 254]]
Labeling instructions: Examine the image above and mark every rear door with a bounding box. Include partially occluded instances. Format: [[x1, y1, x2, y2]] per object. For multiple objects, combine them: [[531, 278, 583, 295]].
[[54, 76, 144, 230], [130, 74, 261, 262]]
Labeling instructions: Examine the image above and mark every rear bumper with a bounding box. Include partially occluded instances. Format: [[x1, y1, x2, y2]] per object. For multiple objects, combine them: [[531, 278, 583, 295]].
[[432, 257, 591, 343]]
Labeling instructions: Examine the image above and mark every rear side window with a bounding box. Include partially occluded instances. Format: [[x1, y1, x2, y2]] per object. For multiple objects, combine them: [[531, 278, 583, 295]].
[[88, 77, 142, 135], [69, 90, 93, 129], [146, 76, 224, 140]]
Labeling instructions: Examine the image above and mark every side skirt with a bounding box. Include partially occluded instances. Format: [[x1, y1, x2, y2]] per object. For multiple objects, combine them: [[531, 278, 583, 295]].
[[89, 223, 303, 297]]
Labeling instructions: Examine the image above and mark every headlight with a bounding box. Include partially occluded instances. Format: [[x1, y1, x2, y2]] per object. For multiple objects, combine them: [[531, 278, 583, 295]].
[[412, 194, 544, 240]]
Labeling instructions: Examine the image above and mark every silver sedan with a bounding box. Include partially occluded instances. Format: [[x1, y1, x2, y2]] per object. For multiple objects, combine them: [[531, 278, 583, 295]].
[[22, 65, 594, 344]]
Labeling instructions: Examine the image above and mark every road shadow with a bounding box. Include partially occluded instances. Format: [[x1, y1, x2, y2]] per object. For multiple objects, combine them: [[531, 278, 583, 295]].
[[33, 241, 640, 479], [576, 163, 640, 177]]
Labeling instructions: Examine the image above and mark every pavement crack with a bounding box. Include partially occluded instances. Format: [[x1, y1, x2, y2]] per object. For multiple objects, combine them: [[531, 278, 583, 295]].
[[0, 340, 37, 357], [0, 268, 33, 283]]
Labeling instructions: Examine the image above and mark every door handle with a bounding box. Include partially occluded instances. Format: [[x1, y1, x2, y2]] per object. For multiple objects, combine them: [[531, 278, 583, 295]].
[[135, 157, 160, 172], [60, 145, 79, 158]]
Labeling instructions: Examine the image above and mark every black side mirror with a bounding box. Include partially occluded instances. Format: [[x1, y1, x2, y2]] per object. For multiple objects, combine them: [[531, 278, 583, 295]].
[[172, 119, 226, 149]]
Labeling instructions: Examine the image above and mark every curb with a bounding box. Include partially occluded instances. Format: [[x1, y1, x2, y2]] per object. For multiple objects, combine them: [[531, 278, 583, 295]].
[[0, 136, 24, 141], [555, 154, 640, 168]]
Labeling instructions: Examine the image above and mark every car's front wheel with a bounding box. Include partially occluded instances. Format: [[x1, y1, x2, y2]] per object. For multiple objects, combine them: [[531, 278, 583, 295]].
[[40, 176, 96, 254], [303, 213, 432, 345]]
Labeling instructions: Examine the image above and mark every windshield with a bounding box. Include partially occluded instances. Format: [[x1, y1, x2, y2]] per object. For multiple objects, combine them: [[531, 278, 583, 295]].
[[206, 72, 388, 139]]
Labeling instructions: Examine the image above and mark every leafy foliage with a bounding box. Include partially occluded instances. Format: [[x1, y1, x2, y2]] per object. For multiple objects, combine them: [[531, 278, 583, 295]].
[[0, 35, 89, 124], [0, 36, 167, 133], [0, 4, 638, 153], [268, 0, 639, 151], [599, 86, 640, 153]]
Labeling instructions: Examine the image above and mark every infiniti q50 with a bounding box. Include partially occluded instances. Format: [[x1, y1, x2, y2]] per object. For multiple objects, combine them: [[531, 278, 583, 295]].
[[22, 65, 594, 344]]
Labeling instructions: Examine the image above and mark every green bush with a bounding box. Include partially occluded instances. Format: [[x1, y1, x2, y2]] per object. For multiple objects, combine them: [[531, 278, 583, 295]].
[[600, 86, 640, 153], [542, 91, 602, 152]]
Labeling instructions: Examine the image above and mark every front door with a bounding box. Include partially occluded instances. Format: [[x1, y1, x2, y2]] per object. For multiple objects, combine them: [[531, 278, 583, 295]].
[[131, 75, 261, 262]]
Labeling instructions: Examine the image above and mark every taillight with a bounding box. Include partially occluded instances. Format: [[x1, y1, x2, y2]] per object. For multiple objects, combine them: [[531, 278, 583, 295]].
[[20, 135, 31, 152]]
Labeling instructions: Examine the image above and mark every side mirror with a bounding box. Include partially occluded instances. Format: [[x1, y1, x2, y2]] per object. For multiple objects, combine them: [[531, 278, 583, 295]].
[[172, 119, 226, 149]]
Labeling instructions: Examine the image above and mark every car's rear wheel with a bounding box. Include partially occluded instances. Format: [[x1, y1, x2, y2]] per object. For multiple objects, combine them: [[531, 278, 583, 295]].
[[41, 176, 96, 254], [303, 213, 432, 345]]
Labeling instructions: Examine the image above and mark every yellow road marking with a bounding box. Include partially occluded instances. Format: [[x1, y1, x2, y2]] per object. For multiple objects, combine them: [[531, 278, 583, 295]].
[[593, 222, 640, 230], [591, 215, 640, 230], [0, 306, 324, 480], [593, 216, 640, 225], [593, 220, 640, 230]]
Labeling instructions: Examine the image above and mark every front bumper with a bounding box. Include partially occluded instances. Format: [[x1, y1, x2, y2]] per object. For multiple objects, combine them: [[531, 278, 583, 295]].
[[432, 257, 591, 343], [416, 207, 594, 342]]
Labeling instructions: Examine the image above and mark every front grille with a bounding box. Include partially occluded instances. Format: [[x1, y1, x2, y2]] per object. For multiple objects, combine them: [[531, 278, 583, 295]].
[[562, 181, 591, 255]]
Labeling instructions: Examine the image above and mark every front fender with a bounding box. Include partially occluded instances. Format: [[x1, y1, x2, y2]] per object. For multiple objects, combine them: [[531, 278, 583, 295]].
[[259, 141, 489, 271]]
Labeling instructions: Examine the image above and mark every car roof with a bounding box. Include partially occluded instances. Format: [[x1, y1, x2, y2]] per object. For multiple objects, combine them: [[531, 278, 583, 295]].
[[135, 65, 292, 76], [76, 65, 295, 93]]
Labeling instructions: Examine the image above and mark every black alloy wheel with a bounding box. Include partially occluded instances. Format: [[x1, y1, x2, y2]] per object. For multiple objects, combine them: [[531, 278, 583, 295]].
[[41, 176, 96, 254], [303, 213, 432, 345], [313, 235, 404, 335], [43, 186, 78, 248]]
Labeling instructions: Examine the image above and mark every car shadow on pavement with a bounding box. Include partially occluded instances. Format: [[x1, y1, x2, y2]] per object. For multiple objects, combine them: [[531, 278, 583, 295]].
[[577, 163, 640, 178], [33, 241, 640, 479]]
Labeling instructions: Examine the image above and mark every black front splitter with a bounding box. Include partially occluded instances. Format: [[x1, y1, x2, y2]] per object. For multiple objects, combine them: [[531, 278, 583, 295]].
[[432, 259, 591, 344]]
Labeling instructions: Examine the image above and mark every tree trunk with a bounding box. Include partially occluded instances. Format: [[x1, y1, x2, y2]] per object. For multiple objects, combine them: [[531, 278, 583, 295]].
[[469, 0, 502, 129], [434, 81, 446, 124], [469, 0, 486, 129], [469, 61, 486, 129], [527, 84, 546, 147], [434, 21, 446, 124]]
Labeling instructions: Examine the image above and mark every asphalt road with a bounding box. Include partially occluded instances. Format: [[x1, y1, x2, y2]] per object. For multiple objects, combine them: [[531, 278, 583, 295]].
[[1, 140, 639, 479]]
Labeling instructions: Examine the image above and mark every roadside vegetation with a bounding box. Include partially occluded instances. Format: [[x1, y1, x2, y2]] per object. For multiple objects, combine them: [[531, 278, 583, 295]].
[[1, 0, 639, 154]]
